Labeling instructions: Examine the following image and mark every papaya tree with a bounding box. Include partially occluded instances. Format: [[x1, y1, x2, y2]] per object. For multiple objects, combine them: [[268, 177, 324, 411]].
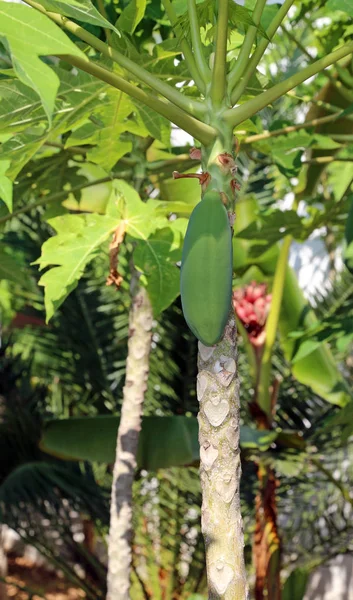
[[1, 1, 353, 599]]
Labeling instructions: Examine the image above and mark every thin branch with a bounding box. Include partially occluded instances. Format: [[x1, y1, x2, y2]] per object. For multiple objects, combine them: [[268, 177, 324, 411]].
[[24, 0, 206, 118], [329, 134, 353, 142], [188, 0, 211, 86], [281, 22, 313, 61], [302, 156, 353, 164], [58, 54, 216, 144], [44, 140, 87, 155], [0, 176, 120, 224], [227, 0, 267, 94], [210, 0, 228, 108], [161, 0, 206, 93], [44, 142, 196, 172], [311, 458, 353, 507], [243, 112, 347, 144], [231, 0, 295, 105], [225, 41, 353, 128], [97, 0, 112, 45], [305, 96, 352, 115], [281, 23, 353, 104]]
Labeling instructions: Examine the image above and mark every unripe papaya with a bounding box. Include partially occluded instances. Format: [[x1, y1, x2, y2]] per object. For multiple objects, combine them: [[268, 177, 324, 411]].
[[180, 190, 233, 346]]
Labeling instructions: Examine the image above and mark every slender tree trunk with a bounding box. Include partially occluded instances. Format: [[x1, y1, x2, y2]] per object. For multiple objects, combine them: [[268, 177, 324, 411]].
[[197, 314, 248, 600], [253, 466, 281, 600], [107, 280, 153, 600]]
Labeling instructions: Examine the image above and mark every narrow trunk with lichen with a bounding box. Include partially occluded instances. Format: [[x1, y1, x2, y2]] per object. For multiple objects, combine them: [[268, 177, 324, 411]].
[[107, 282, 153, 600]]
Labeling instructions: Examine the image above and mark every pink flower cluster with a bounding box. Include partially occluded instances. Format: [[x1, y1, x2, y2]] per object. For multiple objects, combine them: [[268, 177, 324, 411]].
[[233, 282, 272, 347]]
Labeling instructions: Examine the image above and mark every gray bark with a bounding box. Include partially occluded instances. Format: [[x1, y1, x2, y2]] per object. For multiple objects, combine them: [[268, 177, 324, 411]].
[[107, 284, 153, 600]]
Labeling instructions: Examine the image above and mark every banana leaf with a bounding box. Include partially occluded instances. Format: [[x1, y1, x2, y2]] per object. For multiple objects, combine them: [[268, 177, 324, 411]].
[[40, 416, 295, 467]]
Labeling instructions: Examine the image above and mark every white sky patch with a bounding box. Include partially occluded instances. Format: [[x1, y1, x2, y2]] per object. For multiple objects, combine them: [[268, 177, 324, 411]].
[[171, 126, 194, 146], [269, 63, 278, 77], [313, 17, 332, 29]]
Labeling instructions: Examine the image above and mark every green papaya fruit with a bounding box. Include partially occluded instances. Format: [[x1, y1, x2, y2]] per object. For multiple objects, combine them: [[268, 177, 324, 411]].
[[180, 190, 233, 346]]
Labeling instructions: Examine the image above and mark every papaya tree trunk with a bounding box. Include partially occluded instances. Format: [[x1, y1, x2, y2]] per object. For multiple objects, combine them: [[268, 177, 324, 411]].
[[197, 314, 248, 600], [107, 279, 153, 600]]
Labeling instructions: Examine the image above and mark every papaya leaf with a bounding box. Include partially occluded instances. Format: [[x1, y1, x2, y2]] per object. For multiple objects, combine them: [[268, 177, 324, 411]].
[[110, 179, 166, 238], [133, 223, 185, 316], [0, 3, 86, 124], [326, 0, 353, 18], [176, 0, 268, 40], [0, 79, 44, 135], [33, 213, 120, 321], [132, 101, 171, 146], [84, 90, 134, 171], [0, 160, 12, 212], [35, 0, 120, 33], [118, 0, 147, 34], [106, 180, 183, 315], [0, 69, 106, 179]]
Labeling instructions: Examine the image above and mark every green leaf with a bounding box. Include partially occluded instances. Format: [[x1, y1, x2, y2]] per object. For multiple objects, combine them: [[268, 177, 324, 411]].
[[311, 134, 342, 150], [321, 400, 353, 444], [327, 0, 353, 18], [240, 426, 278, 451], [40, 415, 199, 469], [282, 567, 310, 600], [0, 69, 106, 179], [339, 102, 353, 118], [36, 0, 120, 34], [291, 339, 322, 364], [107, 180, 182, 315], [229, 1, 268, 35], [256, 132, 312, 178], [0, 79, 44, 135], [133, 223, 184, 316], [236, 209, 303, 256], [34, 213, 119, 320], [85, 89, 134, 170], [0, 245, 32, 287], [0, 159, 12, 212], [278, 267, 350, 407], [274, 454, 303, 477], [133, 101, 171, 146], [111, 179, 164, 238], [118, 0, 147, 34], [0, 3, 86, 123], [344, 196, 353, 273], [40, 416, 300, 468]]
